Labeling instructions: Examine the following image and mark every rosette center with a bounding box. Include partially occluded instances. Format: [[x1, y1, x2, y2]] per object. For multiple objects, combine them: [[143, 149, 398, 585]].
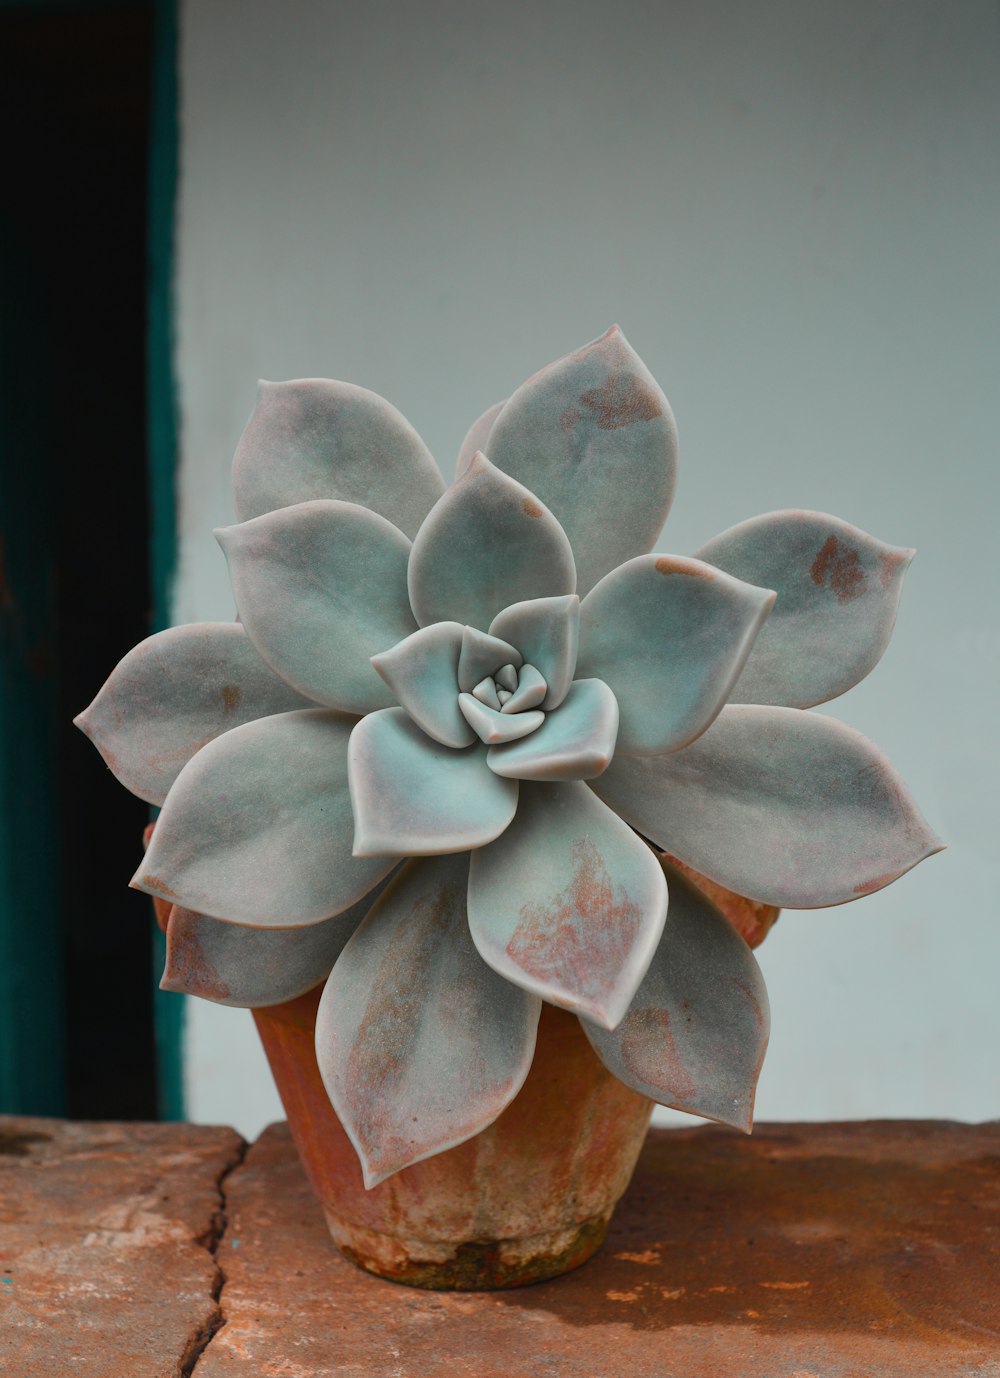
[[458, 661, 548, 744]]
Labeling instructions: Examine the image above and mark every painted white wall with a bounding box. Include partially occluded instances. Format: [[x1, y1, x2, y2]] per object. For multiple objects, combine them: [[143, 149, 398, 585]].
[[176, 0, 999, 1141]]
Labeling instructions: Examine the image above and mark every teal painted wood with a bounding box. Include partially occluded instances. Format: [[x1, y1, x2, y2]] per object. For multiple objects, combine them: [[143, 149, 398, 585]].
[[0, 220, 66, 1115], [148, 0, 185, 1121]]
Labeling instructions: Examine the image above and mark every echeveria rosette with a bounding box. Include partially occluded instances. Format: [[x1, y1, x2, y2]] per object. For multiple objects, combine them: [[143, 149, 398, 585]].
[[76, 325, 942, 1190]]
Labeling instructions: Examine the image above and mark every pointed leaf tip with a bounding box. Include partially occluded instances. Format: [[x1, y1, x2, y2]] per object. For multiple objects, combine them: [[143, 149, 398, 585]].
[[697, 511, 919, 708], [316, 854, 541, 1185], [486, 329, 677, 594], [582, 863, 769, 1130], [408, 456, 575, 630]]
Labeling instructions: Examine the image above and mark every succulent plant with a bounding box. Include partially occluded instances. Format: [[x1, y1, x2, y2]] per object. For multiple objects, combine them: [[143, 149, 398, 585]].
[[76, 327, 941, 1187]]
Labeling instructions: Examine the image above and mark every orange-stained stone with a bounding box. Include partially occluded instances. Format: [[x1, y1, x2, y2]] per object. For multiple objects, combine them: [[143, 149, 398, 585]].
[[0, 1116, 244, 1378], [201, 1119, 1000, 1378], [253, 990, 653, 1288]]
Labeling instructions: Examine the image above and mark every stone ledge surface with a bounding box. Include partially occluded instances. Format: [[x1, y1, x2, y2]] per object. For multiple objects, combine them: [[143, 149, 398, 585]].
[[3, 1117, 999, 1377], [201, 1118, 1000, 1378], [0, 1115, 245, 1377]]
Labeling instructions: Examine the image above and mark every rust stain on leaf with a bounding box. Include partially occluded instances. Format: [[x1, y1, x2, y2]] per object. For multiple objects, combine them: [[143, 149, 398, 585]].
[[346, 881, 456, 1157], [559, 406, 581, 431], [522, 497, 543, 519], [221, 684, 242, 712], [655, 556, 713, 580], [507, 839, 640, 1007], [163, 910, 231, 1002], [810, 535, 867, 603], [619, 1007, 697, 1101], [140, 874, 179, 899], [580, 371, 662, 431]]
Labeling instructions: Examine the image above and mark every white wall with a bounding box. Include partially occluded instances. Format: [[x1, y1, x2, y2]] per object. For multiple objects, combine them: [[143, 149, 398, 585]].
[[176, 0, 999, 1140]]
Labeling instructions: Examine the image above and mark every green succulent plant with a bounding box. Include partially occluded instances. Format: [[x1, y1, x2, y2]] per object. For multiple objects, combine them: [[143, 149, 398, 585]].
[[76, 327, 941, 1187]]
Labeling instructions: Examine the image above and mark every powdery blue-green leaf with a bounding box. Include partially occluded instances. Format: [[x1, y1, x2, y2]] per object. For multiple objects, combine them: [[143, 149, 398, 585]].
[[407, 454, 576, 630], [501, 664, 547, 713], [134, 709, 394, 925], [582, 862, 769, 1132], [489, 595, 580, 710], [468, 781, 667, 1029], [456, 399, 506, 478], [487, 679, 619, 782], [457, 625, 522, 692], [371, 622, 473, 749], [590, 705, 944, 908], [316, 853, 541, 1187], [348, 708, 518, 856], [458, 694, 545, 744], [217, 500, 417, 715], [160, 870, 398, 1008], [576, 555, 775, 755], [73, 623, 311, 806], [485, 326, 678, 596], [696, 510, 915, 708], [232, 379, 444, 537]]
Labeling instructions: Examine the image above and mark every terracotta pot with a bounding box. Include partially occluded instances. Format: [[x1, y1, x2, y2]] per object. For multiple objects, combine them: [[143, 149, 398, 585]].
[[253, 988, 653, 1290]]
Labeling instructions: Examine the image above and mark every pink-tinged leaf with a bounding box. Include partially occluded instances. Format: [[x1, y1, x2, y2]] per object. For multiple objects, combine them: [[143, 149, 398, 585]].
[[407, 454, 576, 630], [316, 854, 541, 1187], [582, 862, 769, 1131], [74, 623, 311, 806], [232, 378, 444, 537], [697, 510, 915, 707], [456, 399, 506, 478], [468, 781, 667, 1029], [489, 595, 580, 710], [371, 622, 474, 749], [576, 555, 775, 755], [487, 678, 619, 781], [456, 625, 522, 691], [134, 709, 394, 924], [348, 708, 518, 856], [591, 706, 944, 908], [486, 326, 678, 595], [160, 870, 398, 1008], [217, 500, 417, 715]]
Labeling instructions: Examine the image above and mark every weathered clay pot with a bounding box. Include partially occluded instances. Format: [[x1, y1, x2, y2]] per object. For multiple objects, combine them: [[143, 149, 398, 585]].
[[253, 988, 653, 1289]]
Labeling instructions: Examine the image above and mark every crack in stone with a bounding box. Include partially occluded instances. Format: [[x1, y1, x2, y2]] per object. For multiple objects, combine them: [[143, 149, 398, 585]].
[[178, 1135, 248, 1377]]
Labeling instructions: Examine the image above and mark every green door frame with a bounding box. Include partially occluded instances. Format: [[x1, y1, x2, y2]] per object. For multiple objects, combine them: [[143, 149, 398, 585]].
[[0, 0, 184, 1120]]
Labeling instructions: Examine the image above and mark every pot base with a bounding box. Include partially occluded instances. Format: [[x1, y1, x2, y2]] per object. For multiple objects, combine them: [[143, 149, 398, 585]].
[[254, 990, 652, 1291], [325, 1208, 610, 1290]]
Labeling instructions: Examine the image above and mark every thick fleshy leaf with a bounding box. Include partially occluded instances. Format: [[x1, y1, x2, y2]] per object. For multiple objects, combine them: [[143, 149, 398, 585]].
[[489, 595, 580, 709], [316, 853, 541, 1186], [217, 500, 417, 714], [407, 454, 576, 629], [232, 378, 444, 537], [160, 870, 398, 1008], [591, 705, 944, 908], [458, 694, 545, 744], [576, 555, 775, 755], [74, 623, 311, 806], [348, 707, 518, 856], [582, 862, 769, 1131], [457, 625, 522, 691], [660, 852, 780, 950], [697, 510, 915, 708], [487, 678, 619, 781], [501, 663, 547, 713], [371, 622, 473, 749], [468, 781, 667, 1028], [134, 709, 394, 924], [485, 327, 678, 596], [456, 399, 506, 478]]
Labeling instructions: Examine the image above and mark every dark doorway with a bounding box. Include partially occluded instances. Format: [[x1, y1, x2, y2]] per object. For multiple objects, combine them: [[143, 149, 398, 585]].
[[0, 4, 161, 1119]]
